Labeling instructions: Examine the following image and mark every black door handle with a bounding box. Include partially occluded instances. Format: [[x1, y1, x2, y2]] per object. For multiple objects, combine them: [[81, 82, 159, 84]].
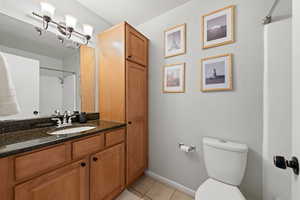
[[273, 155, 299, 175]]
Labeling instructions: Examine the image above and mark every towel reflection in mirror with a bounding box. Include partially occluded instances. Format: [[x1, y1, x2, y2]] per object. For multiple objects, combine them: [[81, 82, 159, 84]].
[[0, 52, 20, 116]]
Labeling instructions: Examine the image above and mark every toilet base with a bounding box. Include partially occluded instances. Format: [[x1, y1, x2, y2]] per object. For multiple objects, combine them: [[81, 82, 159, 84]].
[[196, 178, 246, 200]]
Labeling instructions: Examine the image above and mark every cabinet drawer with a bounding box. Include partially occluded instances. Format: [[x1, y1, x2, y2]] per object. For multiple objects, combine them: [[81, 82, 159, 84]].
[[15, 144, 70, 180], [105, 129, 125, 147], [72, 135, 104, 159]]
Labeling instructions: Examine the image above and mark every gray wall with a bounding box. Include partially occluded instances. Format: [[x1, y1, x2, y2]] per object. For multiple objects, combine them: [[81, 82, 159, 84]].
[[137, 0, 292, 200]]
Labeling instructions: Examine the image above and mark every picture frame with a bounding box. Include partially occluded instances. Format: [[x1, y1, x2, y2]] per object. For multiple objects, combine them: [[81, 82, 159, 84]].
[[202, 5, 235, 49], [163, 63, 186, 93], [164, 24, 186, 58], [201, 54, 233, 92]]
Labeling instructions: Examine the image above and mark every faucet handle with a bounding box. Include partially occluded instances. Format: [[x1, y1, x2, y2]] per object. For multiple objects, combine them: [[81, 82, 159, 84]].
[[51, 117, 62, 127], [54, 109, 60, 116], [64, 110, 73, 117]]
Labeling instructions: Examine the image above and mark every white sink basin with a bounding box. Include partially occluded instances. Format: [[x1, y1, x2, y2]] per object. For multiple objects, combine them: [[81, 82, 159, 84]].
[[49, 126, 96, 135]]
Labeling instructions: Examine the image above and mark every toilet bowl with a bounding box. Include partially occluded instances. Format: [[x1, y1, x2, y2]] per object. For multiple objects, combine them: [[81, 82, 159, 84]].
[[195, 178, 246, 200], [196, 137, 248, 200]]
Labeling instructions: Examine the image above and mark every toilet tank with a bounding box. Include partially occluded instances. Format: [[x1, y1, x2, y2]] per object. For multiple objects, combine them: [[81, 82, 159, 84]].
[[203, 137, 248, 186]]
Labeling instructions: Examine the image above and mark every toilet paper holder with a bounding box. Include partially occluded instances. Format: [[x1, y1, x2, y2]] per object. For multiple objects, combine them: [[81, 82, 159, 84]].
[[178, 143, 196, 152]]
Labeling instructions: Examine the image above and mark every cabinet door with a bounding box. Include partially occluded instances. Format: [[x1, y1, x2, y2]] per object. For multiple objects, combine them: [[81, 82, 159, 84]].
[[126, 61, 147, 185], [90, 143, 125, 200], [15, 159, 89, 200], [126, 25, 148, 66]]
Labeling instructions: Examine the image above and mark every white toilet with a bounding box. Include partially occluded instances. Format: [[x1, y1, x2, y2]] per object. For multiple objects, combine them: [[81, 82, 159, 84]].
[[196, 137, 248, 200]]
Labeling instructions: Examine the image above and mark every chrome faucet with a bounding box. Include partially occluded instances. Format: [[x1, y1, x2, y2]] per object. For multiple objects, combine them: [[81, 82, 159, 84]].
[[51, 110, 76, 128]]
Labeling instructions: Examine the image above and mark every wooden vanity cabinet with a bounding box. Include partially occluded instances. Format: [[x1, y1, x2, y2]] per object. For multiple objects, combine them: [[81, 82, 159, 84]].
[[90, 143, 125, 200], [15, 159, 89, 200], [0, 128, 126, 200], [98, 22, 148, 185]]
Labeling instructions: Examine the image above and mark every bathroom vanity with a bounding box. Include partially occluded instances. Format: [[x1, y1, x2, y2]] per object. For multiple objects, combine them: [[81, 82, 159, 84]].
[[0, 10, 148, 200], [0, 120, 126, 200]]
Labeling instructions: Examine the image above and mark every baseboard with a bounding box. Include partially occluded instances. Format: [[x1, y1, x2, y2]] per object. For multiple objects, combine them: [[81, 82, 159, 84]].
[[145, 170, 196, 197]]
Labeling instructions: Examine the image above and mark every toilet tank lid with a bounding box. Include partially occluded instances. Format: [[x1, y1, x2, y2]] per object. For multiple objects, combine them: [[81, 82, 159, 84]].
[[203, 137, 248, 153]]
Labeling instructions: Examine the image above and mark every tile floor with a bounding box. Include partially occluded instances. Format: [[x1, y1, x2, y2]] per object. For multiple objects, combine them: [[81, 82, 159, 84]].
[[120, 175, 195, 200]]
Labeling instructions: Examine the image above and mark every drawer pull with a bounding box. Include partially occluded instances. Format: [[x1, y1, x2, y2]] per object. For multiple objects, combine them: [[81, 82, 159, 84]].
[[93, 157, 98, 162], [80, 162, 86, 167]]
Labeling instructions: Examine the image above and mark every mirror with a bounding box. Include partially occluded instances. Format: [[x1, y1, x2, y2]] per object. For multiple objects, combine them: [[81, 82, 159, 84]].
[[0, 13, 93, 120]]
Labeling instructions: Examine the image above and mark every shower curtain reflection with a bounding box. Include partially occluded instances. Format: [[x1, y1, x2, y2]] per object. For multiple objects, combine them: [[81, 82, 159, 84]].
[[40, 68, 76, 116]]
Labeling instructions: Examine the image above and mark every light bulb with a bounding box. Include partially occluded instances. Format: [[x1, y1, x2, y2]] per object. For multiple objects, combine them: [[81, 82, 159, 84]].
[[65, 15, 77, 29], [83, 24, 93, 37], [40, 2, 55, 18]]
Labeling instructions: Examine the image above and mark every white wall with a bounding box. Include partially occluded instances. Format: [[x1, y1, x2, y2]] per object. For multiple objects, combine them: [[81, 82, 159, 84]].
[[263, 19, 292, 200], [137, 0, 292, 200], [63, 51, 81, 111], [63, 74, 76, 112], [40, 75, 63, 116], [0, 44, 63, 69], [292, 1, 300, 200]]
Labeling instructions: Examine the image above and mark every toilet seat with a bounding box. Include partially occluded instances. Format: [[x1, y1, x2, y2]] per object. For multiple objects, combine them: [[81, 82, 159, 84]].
[[195, 178, 246, 200]]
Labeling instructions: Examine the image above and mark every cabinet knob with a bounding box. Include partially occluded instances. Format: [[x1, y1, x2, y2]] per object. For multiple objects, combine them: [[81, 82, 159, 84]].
[[80, 162, 86, 167], [93, 157, 98, 162], [128, 55, 132, 58], [128, 121, 132, 125]]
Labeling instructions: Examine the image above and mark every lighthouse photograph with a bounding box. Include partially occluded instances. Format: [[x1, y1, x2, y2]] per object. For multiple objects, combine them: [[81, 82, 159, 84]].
[[201, 54, 233, 92]]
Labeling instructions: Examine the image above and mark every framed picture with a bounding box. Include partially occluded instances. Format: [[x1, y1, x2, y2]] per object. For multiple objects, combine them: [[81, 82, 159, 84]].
[[202, 5, 235, 49], [163, 63, 185, 93], [164, 24, 186, 58], [201, 54, 233, 92]]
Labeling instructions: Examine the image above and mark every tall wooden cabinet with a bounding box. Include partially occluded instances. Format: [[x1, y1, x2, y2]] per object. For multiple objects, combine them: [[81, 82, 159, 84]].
[[98, 22, 148, 185]]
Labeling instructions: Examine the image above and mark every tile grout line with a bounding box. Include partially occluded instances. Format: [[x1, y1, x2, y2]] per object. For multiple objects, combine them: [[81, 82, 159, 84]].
[[129, 175, 194, 200], [169, 189, 177, 200]]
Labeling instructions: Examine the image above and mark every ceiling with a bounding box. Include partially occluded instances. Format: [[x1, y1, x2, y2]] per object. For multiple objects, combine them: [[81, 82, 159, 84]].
[[75, 0, 191, 26], [0, 13, 78, 60]]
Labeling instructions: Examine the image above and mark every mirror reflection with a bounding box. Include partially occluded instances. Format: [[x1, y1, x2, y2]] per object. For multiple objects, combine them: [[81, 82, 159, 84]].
[[0, 13, 81, 120]]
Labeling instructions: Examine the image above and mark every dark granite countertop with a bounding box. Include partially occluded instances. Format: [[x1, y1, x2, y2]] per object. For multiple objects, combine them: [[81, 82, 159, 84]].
[[0, 120, 126, 158]]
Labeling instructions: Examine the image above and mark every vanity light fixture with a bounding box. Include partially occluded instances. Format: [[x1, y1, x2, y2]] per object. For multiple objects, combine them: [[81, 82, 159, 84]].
[[40, 2, 55, 29], [83, 24, 94, 42], [65, 14, 77, 39], [32, 2, 93, 44]]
